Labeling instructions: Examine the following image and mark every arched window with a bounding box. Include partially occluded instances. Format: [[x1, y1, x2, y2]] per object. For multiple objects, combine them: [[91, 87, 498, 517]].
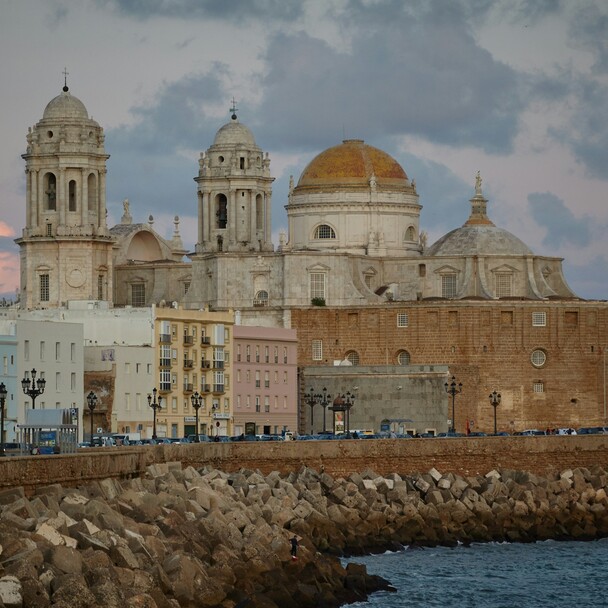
[[68, 180, 77, 212], [405, 226, 415, 241], [256, 194, 264, 230], [345, 351, 360, 365], [44, 173, 57, 211], [215, 193, 228, 229], [314, 224, 336, 239], [254, 290, 269, 307], [397, 350, 411, 365]]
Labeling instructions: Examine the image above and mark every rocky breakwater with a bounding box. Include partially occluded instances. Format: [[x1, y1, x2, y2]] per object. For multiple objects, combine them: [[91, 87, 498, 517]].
[[1, 463, 608, 607], [0, 463, 391, 608]]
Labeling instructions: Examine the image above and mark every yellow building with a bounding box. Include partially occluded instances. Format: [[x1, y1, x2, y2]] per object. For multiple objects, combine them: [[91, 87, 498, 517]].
[[154, 306, 234, 439]]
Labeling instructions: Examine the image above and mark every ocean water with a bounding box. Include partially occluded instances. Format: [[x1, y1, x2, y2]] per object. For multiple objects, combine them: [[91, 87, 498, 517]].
[[345, 538, 608, 607]]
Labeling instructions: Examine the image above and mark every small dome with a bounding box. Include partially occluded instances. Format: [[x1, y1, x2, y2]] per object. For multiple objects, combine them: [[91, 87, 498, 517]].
[[43, 89, 89, 120], [213, 116, 257, 147], [426, 225, 533, 257], [296, 139, 410, 191]]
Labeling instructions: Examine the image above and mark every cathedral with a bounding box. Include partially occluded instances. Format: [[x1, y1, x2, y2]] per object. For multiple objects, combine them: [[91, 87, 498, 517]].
[[16, 84, 608, 435]]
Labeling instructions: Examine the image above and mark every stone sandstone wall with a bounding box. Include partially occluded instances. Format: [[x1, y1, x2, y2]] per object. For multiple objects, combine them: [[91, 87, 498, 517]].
[[2, 436, 608, 495]]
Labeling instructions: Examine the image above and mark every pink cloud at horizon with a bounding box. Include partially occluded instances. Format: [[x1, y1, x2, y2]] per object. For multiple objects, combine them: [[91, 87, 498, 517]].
[[0, 221, 16, 238]]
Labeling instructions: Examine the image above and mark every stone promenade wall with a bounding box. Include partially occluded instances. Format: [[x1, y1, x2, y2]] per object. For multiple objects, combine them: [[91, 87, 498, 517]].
[[2, 435, 608, 495]]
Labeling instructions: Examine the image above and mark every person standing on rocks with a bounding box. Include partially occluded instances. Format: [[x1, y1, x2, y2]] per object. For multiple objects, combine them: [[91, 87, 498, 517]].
[[290, 535, 299, 560]]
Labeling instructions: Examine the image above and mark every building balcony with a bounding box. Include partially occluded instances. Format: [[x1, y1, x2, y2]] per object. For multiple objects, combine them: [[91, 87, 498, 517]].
[[159, 383, 172, 393], [159, 358, 171, 368], [200, 384, 211, 394], [201, 359, 211, 369], [183, 383, 193, 394], [183, 359, 194, 370], [253, 298, 269, 307], [212, 360, 224, 369], [212, 384, 225, 394], [159, 334, 171, 344], [201, 337, 211, 345], [183, 335, 194, 346]]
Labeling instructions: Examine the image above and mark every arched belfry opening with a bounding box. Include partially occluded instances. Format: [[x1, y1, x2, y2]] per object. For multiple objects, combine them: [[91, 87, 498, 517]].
[[215, 193, 228, 229]]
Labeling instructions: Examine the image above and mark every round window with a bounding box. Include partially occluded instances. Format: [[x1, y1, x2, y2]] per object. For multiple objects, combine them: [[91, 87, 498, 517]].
[[397, 350, 411, 365], [531, 349, 547, 368]]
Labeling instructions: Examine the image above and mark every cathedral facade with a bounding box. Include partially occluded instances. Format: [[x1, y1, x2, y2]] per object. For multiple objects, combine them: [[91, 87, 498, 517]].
[[16, 86, 608, 434]]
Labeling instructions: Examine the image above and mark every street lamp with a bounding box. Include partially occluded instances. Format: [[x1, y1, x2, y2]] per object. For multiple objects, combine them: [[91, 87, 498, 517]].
[[0, 382, 7, 454], [147, 388, 162, 440], [318, 387, 332, 433], [21, 368, 46, 409], [304, 388, 318, 433], [191, 391, 202, 441], [489, 390, 501, 436], [86, 391, 97, 444], [444, 375, 463, 434]]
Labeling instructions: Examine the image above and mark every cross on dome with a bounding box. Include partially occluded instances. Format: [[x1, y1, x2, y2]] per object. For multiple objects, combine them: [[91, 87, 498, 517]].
[[62, 67, 69, 92], [230, 97, 238, 120]]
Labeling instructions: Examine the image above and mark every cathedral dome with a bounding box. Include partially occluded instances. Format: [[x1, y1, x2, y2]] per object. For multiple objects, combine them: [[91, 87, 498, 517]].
[[426, 225, 533, 257], [43, 88, 89, 121], [296, 139, 410, 191], [213, 115, 257, 147]]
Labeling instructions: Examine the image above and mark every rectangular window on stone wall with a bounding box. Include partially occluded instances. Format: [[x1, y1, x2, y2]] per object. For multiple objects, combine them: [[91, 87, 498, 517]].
[[98, 274, 104, 300], [441, 274, 457, 299], [532, 311, 547, 327], [397, 313, 408, 327], [312, 340, 323, 361], [131, 283, 146, 307], [533, 382, 544, 393], [495, 274, 512, 297], [40, 274, 50, 302], [310, 273, 326, 300]]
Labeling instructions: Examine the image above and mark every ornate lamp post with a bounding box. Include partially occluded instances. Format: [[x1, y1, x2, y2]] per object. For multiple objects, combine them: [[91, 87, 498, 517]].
[[444, 375, 463, 434], [489, 390, 501, 436], [190, 391, 202, 441], [147, 388, 162, 440], [304, 388, 318, 433], [0, 382, 7, 454], [318, 387, 332, 433], [21, 368, 46, 409], [343, 391, 355, 436], [86, 391, 97, 443]]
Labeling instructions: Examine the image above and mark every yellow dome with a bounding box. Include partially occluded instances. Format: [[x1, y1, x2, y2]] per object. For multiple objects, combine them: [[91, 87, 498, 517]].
[[296, 139, 411, 191]]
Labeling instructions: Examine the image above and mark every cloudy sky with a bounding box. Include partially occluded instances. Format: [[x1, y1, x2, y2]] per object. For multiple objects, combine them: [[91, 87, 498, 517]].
[[1, 0, 607, 300]]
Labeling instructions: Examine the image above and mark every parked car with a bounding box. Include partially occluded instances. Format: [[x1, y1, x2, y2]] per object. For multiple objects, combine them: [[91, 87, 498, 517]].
[[577, 426, 607, 435]]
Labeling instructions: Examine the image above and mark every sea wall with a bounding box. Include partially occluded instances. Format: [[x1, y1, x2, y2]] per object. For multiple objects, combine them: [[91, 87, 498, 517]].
[[2, 435, 608, 495], [0, 462, 607, 607]]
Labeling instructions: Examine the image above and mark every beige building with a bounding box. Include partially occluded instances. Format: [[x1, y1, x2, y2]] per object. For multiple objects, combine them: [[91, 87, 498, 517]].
[[154, 306, 234, 438]]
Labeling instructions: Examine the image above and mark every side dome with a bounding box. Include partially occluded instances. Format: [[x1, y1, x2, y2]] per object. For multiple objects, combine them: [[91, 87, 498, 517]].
[[43, 88, 89, 120], [213, 115, 257, 147], [296, 139, 410, 191], [426, 225, 533, 257]]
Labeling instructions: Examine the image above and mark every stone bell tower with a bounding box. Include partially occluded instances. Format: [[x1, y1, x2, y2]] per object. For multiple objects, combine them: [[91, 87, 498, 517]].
[[16, 77, 115, 309], [194, 101, 274, 254]]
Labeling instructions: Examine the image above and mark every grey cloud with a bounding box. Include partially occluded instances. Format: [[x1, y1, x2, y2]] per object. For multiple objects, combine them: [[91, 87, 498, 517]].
[[568, 2, 608, 74], [256, 18, 524, 155], [105, 69, 232, 220], [528, 192, 592, 248], [98, 0, 302, 22]]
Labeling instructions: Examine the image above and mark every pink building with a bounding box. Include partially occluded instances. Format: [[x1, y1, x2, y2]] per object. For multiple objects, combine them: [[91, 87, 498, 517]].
[[232, 326, 298, 436]]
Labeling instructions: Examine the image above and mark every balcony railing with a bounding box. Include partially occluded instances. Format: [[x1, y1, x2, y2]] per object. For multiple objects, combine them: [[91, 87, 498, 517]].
[[213, 384, 225, 394], [201, 337, 211, 345], [200, 384, 211, 393], [183, 383, 193, 393], [183, 359, 194, 369], [159, 358, 171, 368], [159, 333, 171, 344], [201, 359, 211, 369], [253, 298, 269, 307], [212, 360, 224, 369], [183, 335, 194, 345], [159, 383, 172, 393]]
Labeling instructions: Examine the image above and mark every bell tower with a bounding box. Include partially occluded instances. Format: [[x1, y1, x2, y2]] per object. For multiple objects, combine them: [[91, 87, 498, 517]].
[[194, 101, 274, 253], [16, 77, 115, 309]]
